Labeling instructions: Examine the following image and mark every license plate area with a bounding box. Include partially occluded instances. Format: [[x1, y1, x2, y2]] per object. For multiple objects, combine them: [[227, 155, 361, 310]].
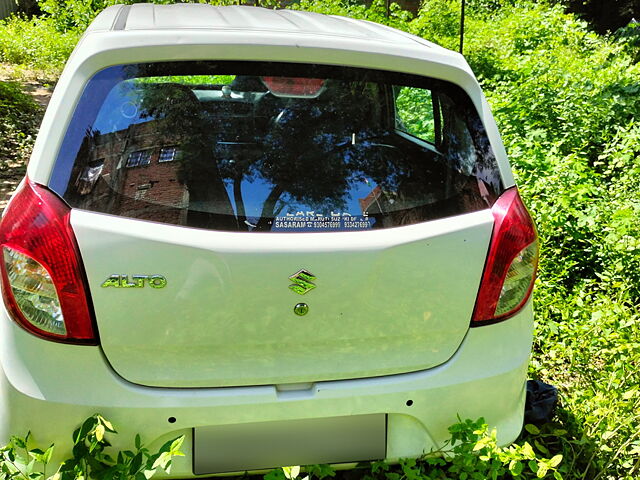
[[193, 414, 387, 474]]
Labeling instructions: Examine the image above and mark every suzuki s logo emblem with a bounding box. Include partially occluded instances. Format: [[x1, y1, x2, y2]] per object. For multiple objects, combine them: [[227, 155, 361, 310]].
[[289, 269, 316, 295], [101, 274, 167, 289]]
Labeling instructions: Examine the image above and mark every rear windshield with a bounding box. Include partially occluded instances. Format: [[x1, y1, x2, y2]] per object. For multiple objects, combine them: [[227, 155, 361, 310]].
[[50, 61, 502, 232]]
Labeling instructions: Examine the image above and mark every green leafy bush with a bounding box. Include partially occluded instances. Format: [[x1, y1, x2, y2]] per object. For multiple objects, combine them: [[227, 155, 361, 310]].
[[408, 0, 460, 50], [0, 414, 184, 480], [265, 418, 564, 480], [0, 16, 79, 73], [457, 3, 640, 478], [0, 81, 40, 170]]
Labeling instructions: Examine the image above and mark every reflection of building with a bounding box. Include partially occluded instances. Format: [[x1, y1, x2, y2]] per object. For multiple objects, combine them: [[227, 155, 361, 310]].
[[71, 120, 189, 225], [358, 185, 382, 215]]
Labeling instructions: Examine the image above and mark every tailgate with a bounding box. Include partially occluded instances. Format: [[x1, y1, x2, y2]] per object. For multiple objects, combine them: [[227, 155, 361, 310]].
[[72, 208, 492, 388]]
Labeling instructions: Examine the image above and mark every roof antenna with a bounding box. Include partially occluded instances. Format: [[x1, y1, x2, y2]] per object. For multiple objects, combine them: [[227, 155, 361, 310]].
[[459, 0, 466, 54]]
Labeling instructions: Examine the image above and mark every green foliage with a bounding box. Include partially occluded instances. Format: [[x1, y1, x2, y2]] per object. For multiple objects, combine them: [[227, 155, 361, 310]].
[[37, 0, 240, 32], [408, 0, 460, 49], [395, 87, 436, 143], [38, 0, 117, 32], [0, 16, 79, 73], [135, 75, 236, 86], [0, 81, 40, 170], [465, 0, 516, 16], [292, 0, 412, 31], [457, 3, 640, 478], [0, 414, 184, 480], [265, 418, 564, 480], [615, 21, 640, 62]]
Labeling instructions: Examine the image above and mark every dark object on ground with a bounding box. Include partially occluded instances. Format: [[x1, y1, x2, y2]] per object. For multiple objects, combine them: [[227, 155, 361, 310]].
[[562, 0, 640, 33], [524, 380, 558, 424]]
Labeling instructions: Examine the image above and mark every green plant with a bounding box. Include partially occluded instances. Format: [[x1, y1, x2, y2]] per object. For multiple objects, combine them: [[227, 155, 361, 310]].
[[459, 3, 640, 478], [0, 16, 80, 73], [408, 0, 460, 50], [0, 415, 184, 480], [0, 80, 40, 170], [265, 418, 564, 480]]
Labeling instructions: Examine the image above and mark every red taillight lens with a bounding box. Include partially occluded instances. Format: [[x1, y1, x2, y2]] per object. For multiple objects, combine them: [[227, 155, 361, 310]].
[[0, 178, 97, 343], [472, 187, 538, 325]]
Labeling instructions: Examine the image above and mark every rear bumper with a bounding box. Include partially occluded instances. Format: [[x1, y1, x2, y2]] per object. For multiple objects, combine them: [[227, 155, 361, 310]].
[[0, 303, 533, 476]]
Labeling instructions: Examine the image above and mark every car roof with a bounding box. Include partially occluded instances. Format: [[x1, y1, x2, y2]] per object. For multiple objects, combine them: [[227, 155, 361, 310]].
[[88, 4, 445, 51]]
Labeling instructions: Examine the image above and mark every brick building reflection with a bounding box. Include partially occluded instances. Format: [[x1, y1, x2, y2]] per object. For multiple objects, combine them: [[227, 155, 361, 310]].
[[70, 120, 189, 225]]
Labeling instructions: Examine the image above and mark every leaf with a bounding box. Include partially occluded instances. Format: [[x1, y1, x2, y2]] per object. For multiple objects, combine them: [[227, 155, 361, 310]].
[[26, 458, 36, 475], [95, 425, 105, 442], [306, 464, 336, 479], [510, 460, 524, 476], [103, 419, 115, 433], [151, 452, 171, 471], [76, 417, 97, 444], [622, 389, 637, 400], [12, 437, 27, 449], [129, 452, 143, 475], [142, 469, 156, 480], [42, 446, 54, 465], [522, 442, 535, 459], [29, 448, 46, 464], [549, 454, 563, 468], [135, 435, 142, 450], [525, 424, 540, 435], [534, 439, 550, 455], [72, 441, 88, 459], [264, 468, 286, 480], [283, 466, 300, 479], [169, 436, 184, 455], [537, 463, 548, 478]]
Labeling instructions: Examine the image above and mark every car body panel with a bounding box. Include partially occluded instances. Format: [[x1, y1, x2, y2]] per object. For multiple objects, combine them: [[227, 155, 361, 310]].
[[0, 300, 533, 475], [71, 208, 493, 388]]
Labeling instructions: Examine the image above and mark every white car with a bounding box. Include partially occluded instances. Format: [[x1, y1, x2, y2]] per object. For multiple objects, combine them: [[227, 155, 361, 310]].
[[0, 4, 538, 475]]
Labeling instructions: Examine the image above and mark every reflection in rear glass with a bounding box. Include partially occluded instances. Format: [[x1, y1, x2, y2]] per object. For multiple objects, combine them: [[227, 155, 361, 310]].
[[51, 62, 503, 232]]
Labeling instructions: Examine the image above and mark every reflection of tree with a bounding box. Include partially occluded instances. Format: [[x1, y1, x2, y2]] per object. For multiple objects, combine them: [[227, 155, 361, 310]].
[[132, 78, 482, 232], [138, 83, 237, 230], [66, 127, 103, 204], [135, 79, 400, 231]]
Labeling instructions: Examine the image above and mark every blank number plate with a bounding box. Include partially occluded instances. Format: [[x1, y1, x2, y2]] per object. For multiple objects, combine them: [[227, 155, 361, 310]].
[[193, 414, 386, 474]]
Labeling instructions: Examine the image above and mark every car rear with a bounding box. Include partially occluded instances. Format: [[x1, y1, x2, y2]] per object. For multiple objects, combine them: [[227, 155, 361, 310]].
[[0, 5, 536, 475]]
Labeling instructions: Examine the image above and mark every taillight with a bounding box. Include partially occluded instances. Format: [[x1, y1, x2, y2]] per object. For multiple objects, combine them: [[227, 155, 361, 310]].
[[0, 178, 97, 344], [472, 187, 538, 325]]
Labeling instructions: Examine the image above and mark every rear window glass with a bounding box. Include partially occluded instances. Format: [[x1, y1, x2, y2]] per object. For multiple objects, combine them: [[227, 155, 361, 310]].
[[50, 62, 502, 232]]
